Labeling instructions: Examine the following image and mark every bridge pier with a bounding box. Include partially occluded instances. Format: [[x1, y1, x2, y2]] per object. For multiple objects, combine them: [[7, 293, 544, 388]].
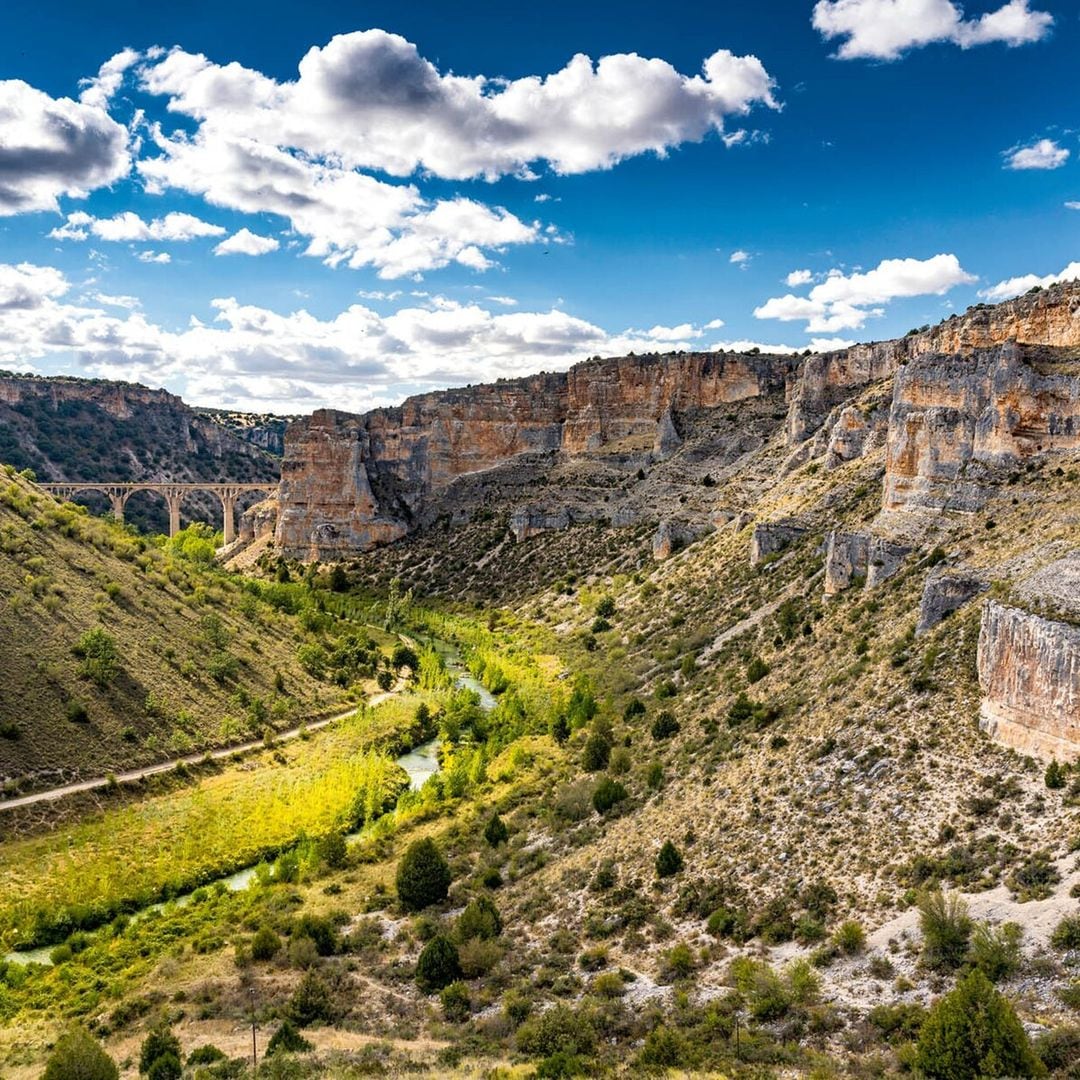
[[163, 487, 183, 538], [217, 486, 242, 546], [105, 488, 128, 524]]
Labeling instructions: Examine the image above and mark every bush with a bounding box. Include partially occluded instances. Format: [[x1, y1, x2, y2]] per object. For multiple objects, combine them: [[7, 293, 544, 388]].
[[144, 1055, 180, 1080], [639, 1025, 686, 1067], [66, 701, 89, 723], [416, 934, 461, 992], [914, 969, 1044, 1078], [266, 1020, 313, 1056], [139, 1027, 181, 1077], [396, 838, 451, 912], [73, 628, 120, 687], [483, 812, 508, 847], [650, 710, 680, 740], [440, 981, 471, 1022], [833, 919, 867, 956], [746, 656, 770, 684], [1045, 759, 1066, 790], [455, 897, 502, 942], [622, 698, 645, 720], [1050, 913, 1080, 951], [919, 890, 972, 972], [251, 926, 281, 961], [595, 597, 616, 619], [288, 969, 334, 1026], [592, 776, 628, 814], [581, 731, 611, 771], [186, 1046, 226, 1066], [656, 841, 683, 878], [969, 921, 1023, 982], [517, 1005, 596, 1058], [44, 1028, 118, 1080], [319, 831, 348, 870], [1033, 1026, 1080, 1074]]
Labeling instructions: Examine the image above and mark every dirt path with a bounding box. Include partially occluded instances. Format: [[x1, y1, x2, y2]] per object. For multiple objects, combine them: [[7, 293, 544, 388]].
[[0, 680, 407, 814]]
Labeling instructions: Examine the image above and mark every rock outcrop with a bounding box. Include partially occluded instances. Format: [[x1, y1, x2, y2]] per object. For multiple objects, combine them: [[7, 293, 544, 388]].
[[824, 530, 910, 595], [883, 342, 1080, 514], [276, 351, 797, 559], [977, 600, 1080, 761], [510, 505, 571, 542], [652, 520, 710, 560], [750, 520, 808, 565], [916, 568, 988, 635], [787, 281, 1080, 445]]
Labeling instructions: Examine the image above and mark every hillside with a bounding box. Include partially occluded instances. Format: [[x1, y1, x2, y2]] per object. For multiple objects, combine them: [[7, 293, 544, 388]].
[[0, 469, 398, 794], [0, 373, 282, 534], [3, 286, 1080, 1078]]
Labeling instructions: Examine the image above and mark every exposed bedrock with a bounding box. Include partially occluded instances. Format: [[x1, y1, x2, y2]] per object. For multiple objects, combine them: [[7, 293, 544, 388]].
[[824, 530, 911, 595], [916, 568, 988, 635], [510, 505, 571, 543], [883, 342, 1080, 514], [978, 600, 1080, 762], [750, 520, 808, 565], [787, 280, 1080, 446]]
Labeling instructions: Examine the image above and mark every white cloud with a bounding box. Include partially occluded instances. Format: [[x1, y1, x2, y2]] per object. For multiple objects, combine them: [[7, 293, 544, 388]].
[[812, 0, 1052, 61], [1004, 138, 1070, 170], [785, 268, 813, 286], [78, 48, 141, 110], [729, 249, 751, 265], [0, 262, 759, 413], [754, 253, 976, 333], [139, 33, 778, 181], [50, 209, 225, 242], [136, 250, 171, 264], [127, 33, 778, 278], [979, 261, 1080, 302], [214, 228, 280, 256], [704, 318, 726, 329], [91, 292, 141, 309], [1066, 201, 1080, 210], [357, 289, 402, 301], [0, 79, 130, 215], [485, 295, 518, 307]]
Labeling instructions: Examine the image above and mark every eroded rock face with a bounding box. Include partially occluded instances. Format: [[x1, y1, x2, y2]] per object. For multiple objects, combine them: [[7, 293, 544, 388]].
[[916, 568, 987, 635], [787, 281, 1080, 445], [510, 505, 571, 542], [824, 530, 910, 594], [238, 498, 279, 544], [883, 343, 1080, 513], [750, 520, 808, 565], [825, 405, 888, 469], [652, 520, 710, 560], [978, 600, 1080, 762], [277, 351, 798, 558]]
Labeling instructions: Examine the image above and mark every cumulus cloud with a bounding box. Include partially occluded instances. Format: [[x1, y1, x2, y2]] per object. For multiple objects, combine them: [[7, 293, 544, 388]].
[[0, 79, 130, 214], [979, 261, 1080, 302], [136, 250, 171, 264], [729, 250, 751, 265], [138, 32, 778, 181], [1004, 138, 1070, 170], [1066, 201, 1080, 210], [0, 262, 750, 412], [785, 269, 814, 286], [126, 33, 778, 277], [50, 209, 225, 242], [78, 48, 141, 110], [812, 0, 1052, 61], [754, 253, 976, 333], [214, 228, 280, 256]]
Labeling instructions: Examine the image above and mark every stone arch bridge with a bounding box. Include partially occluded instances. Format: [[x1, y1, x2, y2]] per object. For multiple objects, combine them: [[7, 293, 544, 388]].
[[39, 482, 276, 545]]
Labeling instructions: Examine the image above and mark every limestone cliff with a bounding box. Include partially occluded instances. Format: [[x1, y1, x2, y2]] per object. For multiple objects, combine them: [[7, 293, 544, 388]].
[[275, 351, 797, 558], [977, 600, 1080, 762]]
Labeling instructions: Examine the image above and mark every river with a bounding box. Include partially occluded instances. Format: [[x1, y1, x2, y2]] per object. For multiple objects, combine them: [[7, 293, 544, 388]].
[[3, 646, 495, 967]]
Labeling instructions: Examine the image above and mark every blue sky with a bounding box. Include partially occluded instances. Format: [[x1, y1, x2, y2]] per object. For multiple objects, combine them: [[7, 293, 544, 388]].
[[0, 0, 1077, 413]]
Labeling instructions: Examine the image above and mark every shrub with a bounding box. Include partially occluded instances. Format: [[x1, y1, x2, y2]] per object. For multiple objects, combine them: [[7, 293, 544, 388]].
[[293, 914, 339, 956], [483, 812, 508, 847], [139, 1026, 181, 1077], [656, 841, 683, 878], [639, 1025, 686, 1068], [1050, 913, 1080, 951], [44, 1028, 118, 1080], [592, 776, 628, 814], [416, 934, 461, 992], [581, 731, 611, 771], [319, 831, 348, 870], [1008, 851, 1060, 901], [746, 656, 770, 683], [868, 1002, 927, 1044], [650, 710, 680, 740], [1033, 1026, 1080, 1074], [833, 919, 867, 956], [440, 981, 471, 1022], [455, 897, 502, 942], [914, 969, 1043, 1078], [66, 701, 89, 723], [595, 597, 616, 619], [517, 1005, 596, 1058], [288, 969, 334, 1026], [622, 698, 645, 720], [391, 644, 419, 670], [969, 921, 1023, 981], [266, 1019, 312, 1056], [73, 628, 120, 687], [251, 926, 281, 961], [1045, 759, 1066, 790], [186, 1046, 226, 1066], [458, 936, 503, 977], [144, 1055, 180, 1080], [919, 890, 972, 972], [396, 838, 451, 912]]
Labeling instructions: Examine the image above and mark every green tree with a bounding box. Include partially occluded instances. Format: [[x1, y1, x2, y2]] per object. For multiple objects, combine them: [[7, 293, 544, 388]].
[[319, 831, 348, 870], [592, 777, 628, 814], [250, 925, 281, 961], [73, 628, 120, 687], [581, 730, 611, 771], [43, 1028, 118, 1080], [1045, 759, 1066, 790], [416, 934, 462, 991], [396, 838, 452, 912], [914, 969, 1044, 1078], [455, 897, 502, 943], [919, 890, 973, 972], [484, 812, 508, 847], [656, 841, 683, 878], [266, 1019, 313, 1056], [139, 1027, 180, 1077], [288, 969, 333, 1026]]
